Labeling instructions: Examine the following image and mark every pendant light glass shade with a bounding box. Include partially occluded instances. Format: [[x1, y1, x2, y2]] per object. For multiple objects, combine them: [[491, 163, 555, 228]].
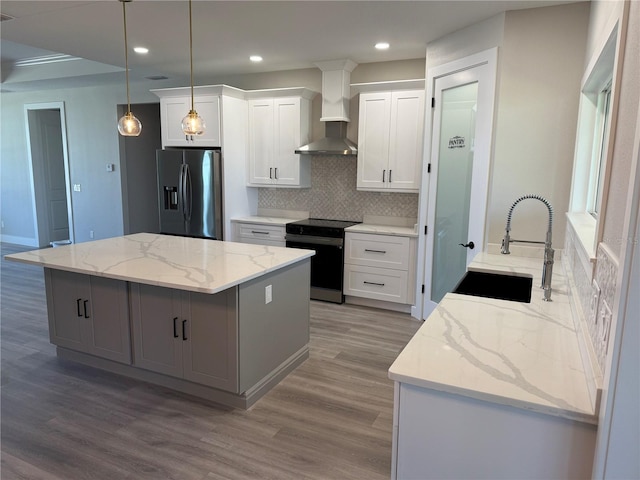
[[182, 0, 205, 136], [118, 112, 142, 136], [118, 0, 142, 137], [182, 110, 205, 135]]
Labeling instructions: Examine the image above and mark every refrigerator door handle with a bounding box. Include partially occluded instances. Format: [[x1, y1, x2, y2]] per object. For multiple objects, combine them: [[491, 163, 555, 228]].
[[184, 164, 193, 221]]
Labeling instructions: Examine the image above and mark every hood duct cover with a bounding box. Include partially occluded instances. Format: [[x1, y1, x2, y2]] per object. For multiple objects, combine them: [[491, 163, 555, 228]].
[[296, 59, 358, 156]]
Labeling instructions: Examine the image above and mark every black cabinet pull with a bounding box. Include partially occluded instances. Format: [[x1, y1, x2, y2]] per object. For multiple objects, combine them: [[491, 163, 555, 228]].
[[364, 281, 385, 287], [173, 317, 179, 338], [251, 230, 269, 235], [76, 298, 83, 317], [364, 249, 387, 254], [182, 319, 187, 341], [269, 167, 273, 179], [83, 300, 90, 318], [274, 167, 278, 179], [382, 169, 386, 182], [389, 169, 392, 182]]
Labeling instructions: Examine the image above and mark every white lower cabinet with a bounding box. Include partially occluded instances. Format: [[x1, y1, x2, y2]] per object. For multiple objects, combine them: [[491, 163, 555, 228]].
[[392, 382, 596, 479], [130, 283, 239, 393], [343, 232, 416, 305], [232, 221, 287, 247], [44, 268, 131, 364]]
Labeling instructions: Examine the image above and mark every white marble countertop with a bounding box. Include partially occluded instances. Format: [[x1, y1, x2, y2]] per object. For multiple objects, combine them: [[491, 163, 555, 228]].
[[5, 233, 314, 294], [345, 223, 418, 238], [231, 216, 302, 226], [389, 252, 597, 424]]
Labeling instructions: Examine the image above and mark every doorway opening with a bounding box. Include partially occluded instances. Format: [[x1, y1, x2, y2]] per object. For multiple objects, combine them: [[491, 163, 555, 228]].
[[25, 102, 74, 248]]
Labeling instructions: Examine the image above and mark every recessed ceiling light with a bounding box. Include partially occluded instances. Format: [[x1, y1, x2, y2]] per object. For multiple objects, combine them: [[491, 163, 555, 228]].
[[250, 55, 263, 62], [375, 42, 390, 50], [134, 47, 149, 54]]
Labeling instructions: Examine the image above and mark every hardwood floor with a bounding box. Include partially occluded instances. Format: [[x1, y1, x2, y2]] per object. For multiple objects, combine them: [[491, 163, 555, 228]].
[[0, 243, 422, 480]]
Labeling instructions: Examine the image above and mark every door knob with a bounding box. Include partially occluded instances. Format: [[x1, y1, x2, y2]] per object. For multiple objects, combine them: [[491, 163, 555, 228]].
[[459, 241, 475, 249]]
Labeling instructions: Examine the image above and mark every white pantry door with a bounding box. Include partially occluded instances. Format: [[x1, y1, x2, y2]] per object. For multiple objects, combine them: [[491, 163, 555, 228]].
[[422, 49, 497, 317]]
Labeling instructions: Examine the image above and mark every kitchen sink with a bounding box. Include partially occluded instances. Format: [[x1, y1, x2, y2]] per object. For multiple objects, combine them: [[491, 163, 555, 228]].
[[452, 271, 533, 303]]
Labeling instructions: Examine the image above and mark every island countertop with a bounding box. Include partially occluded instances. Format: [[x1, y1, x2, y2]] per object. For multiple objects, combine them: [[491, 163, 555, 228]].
[[389, 252, 598, 424], [4, 233, 315, 294]]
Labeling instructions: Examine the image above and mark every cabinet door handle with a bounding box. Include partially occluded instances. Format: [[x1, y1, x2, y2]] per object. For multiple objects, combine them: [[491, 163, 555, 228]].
[[251, 230, 269, 235], [76, 298, 83, 317], [382, 169, 386, 182], [274, 167, 278, 179], [389, 169, 392, 182], [364, 249, 387, 254], [173, 317, 179, 338], [83, 300, 90, 318], [269, 167, 273, 179], [364, 281, 385, 287], [182, 319, 188, 341]]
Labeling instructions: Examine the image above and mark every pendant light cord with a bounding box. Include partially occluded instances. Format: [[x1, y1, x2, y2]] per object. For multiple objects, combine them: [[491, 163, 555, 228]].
[[188, 0, 195, 112], [122, 0, 131, 114]]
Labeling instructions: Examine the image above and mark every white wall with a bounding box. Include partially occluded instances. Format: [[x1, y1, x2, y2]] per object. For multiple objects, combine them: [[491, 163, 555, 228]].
[[487, 3, 590, 248]]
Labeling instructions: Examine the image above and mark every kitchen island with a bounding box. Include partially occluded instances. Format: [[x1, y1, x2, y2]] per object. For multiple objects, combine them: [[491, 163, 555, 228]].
[[5, 233, 314, 409], [389, 252, 598, 479]]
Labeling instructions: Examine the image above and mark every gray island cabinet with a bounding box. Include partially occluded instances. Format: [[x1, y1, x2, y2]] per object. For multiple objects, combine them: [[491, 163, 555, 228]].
[[7, 233, 314, 409]]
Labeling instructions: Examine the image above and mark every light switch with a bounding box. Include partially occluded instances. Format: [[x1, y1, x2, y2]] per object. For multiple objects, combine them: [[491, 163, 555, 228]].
[[73, 184, 81, 192], [265, 285, 272, 304]]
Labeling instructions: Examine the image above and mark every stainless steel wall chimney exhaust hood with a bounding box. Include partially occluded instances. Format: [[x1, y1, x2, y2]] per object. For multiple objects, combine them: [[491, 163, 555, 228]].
[[295, 59, 358, 156]]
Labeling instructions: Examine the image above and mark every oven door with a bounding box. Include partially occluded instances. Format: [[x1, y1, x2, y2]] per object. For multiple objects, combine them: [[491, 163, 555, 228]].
[[285, 234, 345, 303]]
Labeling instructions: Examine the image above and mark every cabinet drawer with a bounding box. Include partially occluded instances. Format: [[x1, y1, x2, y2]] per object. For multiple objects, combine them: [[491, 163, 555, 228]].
[[236, 223, 286, 244], [343, 264, 408, 304], [345, 233, 410, 270]]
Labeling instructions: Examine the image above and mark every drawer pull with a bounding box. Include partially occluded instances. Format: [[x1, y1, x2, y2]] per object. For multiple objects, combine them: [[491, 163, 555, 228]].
[[364, 281, 385, 287], [364, 249, 387, 254], [251, 230, 270, 235]]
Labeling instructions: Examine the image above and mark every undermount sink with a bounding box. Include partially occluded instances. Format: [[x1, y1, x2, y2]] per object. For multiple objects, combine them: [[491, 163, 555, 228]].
[[453, 271, 533, 303]]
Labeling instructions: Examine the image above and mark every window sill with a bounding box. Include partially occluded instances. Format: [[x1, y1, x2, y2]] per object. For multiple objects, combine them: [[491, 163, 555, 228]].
[[566, 212, 597, 264]]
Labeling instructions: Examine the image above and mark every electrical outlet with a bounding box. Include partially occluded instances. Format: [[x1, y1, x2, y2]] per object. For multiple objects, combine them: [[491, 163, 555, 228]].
[[106, 163, 114, 172], [265, 285, 272, 304], [89, 230, 94, 239], [73, 184, 81, 192]]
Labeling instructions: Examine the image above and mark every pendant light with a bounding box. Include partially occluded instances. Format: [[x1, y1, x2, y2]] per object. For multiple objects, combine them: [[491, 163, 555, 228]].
[[117, 0, 142, 136], [181, 0, 205, 135]]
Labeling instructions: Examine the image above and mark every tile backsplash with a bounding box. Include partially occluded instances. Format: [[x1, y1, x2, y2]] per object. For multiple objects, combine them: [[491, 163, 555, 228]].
[[564, 220, 619, 376], [258, 155, 419, 222]]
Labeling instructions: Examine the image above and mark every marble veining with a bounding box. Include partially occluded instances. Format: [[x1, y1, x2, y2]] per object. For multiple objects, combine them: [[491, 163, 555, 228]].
[[345, 223, 418, 237], [230, 216, 302, 226], [4, 233, 314, 294], [389, 253, 597, 424]]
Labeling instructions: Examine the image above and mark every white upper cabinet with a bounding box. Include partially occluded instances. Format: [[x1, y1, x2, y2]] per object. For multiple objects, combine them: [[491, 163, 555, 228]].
[[247, 89, 315, 188], [152, 85, 247, 148], [159, 95, 221, 147], [356, 89, 425, 192]]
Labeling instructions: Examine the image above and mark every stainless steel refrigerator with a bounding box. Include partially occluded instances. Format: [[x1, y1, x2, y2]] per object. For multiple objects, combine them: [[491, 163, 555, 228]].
[[157, 148, 223, 239]]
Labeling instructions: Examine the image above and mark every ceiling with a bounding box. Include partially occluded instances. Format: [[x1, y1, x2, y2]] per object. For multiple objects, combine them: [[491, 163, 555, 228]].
[[1, 0, 581, 93]]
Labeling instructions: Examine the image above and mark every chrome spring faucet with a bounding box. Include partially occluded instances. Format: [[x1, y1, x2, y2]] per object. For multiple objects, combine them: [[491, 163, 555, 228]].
[[501, 194, 554, 301]]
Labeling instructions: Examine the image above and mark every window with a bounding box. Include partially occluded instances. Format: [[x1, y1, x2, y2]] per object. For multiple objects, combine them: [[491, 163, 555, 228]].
[[588, 82, 613, 218]]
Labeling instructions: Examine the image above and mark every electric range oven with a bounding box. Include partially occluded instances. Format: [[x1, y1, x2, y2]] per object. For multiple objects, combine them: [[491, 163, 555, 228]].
[[285, 218, 359, 303]]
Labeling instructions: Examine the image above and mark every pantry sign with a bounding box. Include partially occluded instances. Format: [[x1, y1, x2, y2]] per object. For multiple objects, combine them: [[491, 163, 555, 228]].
[[448, 136, 466, 149]]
